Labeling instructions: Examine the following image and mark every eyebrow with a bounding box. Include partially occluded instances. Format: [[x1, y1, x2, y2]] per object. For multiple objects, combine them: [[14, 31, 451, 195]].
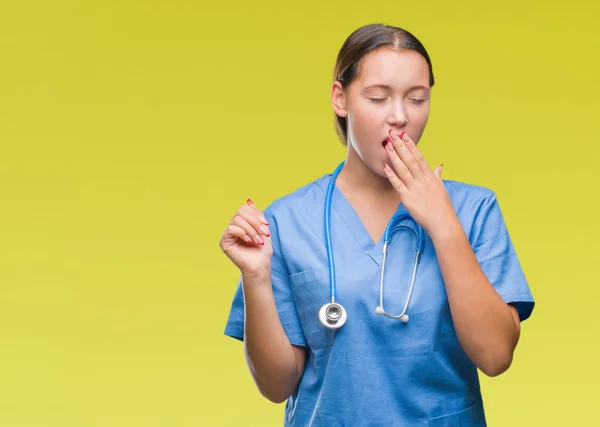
[[362, 84, 430, 92]]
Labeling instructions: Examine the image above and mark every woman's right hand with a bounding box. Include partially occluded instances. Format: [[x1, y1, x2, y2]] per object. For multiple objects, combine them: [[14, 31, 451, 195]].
[[219, 199, 273, 276]]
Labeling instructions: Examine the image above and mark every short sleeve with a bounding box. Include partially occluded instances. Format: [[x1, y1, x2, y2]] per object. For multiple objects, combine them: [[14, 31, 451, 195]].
[[469, 193, 535, 322], [223, 209, 307, 347]]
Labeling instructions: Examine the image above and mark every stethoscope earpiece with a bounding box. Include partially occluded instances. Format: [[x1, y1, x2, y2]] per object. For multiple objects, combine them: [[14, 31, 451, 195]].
[[375, 307, 410, 323]]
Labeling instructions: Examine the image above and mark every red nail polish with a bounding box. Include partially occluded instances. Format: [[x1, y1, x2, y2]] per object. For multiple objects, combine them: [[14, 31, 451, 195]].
[[247, 198, 253, 204], [400, 132, 406, 140]]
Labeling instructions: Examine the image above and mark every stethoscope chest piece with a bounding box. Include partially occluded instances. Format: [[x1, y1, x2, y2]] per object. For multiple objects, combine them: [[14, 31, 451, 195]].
[[319, 302, 347, 329]]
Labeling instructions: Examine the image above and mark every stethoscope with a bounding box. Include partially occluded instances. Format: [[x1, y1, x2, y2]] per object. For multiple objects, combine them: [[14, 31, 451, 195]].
[[319, 161, 425, 329]]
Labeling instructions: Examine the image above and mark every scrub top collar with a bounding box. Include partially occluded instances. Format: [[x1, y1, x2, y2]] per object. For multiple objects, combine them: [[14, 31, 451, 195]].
[[317, 173, 420, 267]]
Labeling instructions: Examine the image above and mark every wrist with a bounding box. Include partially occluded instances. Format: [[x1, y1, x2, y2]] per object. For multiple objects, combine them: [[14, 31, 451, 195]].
[[428, 213, 464, 244], [241, 264, 275, 302], [241, 263, 272, 283]]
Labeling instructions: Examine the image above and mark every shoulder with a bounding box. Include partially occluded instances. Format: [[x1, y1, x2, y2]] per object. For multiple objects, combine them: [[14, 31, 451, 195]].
[[262, 173, 330, 221], [442, 179, 496, 201], [442, 179, 507, 232], [259, 173, 331, 256], [442, 179, 499, 213], [443, 179, 511, 243]]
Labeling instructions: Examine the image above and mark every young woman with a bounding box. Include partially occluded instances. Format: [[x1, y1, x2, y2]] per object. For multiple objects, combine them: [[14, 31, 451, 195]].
[[219, 23, 534, 426]]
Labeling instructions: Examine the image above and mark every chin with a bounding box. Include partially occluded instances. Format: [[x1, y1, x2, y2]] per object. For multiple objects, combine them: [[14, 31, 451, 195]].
[[368, 161, 387, 178]]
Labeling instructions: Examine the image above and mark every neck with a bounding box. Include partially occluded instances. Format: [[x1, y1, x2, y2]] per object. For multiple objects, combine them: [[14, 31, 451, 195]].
[[336, 147, 400, 202]]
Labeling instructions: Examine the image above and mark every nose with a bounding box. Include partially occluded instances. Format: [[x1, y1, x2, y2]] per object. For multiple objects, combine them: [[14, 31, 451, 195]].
[[386, 101, 408, 128]]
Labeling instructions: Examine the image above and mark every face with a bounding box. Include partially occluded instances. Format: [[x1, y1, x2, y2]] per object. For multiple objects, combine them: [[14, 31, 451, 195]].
[[331, 46, 431, 176]]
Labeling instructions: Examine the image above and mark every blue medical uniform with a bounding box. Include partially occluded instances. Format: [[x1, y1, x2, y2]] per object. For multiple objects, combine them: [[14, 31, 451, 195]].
[[224, 171, 535, 426]]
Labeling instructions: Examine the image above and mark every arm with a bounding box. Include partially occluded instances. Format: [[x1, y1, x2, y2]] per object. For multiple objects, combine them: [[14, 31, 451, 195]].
[[430, 219, 521, 377], [383, 130, 531, 377], [242, 267, 306, 403], [220, 199, 306, 404]]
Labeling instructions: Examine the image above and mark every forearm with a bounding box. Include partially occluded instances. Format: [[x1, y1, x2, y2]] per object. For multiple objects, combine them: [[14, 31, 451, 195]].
[[429, 217, 520, 377], [242, 267, 303, 402]]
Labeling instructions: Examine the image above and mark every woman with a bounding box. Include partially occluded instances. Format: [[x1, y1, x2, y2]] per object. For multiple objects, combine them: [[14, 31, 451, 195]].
[[219, 23, 534, 426]]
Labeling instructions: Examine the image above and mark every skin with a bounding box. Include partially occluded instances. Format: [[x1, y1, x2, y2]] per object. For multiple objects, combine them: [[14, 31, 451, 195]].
[[219, 45, 522, 403], [331, 46, 436, 244]]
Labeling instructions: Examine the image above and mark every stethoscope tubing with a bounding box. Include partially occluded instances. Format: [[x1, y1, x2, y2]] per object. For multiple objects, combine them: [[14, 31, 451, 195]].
[[321, 161, 424, 328]]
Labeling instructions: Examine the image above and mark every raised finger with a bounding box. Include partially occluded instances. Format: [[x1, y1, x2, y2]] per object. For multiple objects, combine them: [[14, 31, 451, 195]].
[[226, 224, 254, 244], [383, 162, 408, 194], [232, 215, 266, 245], [385, 139, 413, 186], [389, 130, 422, 177], [246, 198, 269, 225], [238, 205, 270, 236], [397, 131, 430, 175]]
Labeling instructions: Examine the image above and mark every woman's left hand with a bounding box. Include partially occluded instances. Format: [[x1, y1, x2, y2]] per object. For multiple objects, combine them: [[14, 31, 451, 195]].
[[383, 129, 456, 235]]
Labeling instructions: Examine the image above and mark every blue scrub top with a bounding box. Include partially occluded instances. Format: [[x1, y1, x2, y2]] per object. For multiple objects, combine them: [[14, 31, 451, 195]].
[[224, 171, 535, 427]]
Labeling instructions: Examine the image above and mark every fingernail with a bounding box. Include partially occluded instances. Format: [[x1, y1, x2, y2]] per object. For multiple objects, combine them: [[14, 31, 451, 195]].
[[244, 236, 252, 243], [259, 217, 269, 225], [247, 198, 254, 205], [386, 141, 394, 151], [254, 234, 264, 245], [260, 225, 270, 236], [388, 129, 397, 141], [399, 131, 407, 141]]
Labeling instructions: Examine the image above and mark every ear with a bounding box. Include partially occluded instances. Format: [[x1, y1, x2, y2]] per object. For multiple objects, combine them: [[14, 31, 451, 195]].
[[331, 81, 348, 118]]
